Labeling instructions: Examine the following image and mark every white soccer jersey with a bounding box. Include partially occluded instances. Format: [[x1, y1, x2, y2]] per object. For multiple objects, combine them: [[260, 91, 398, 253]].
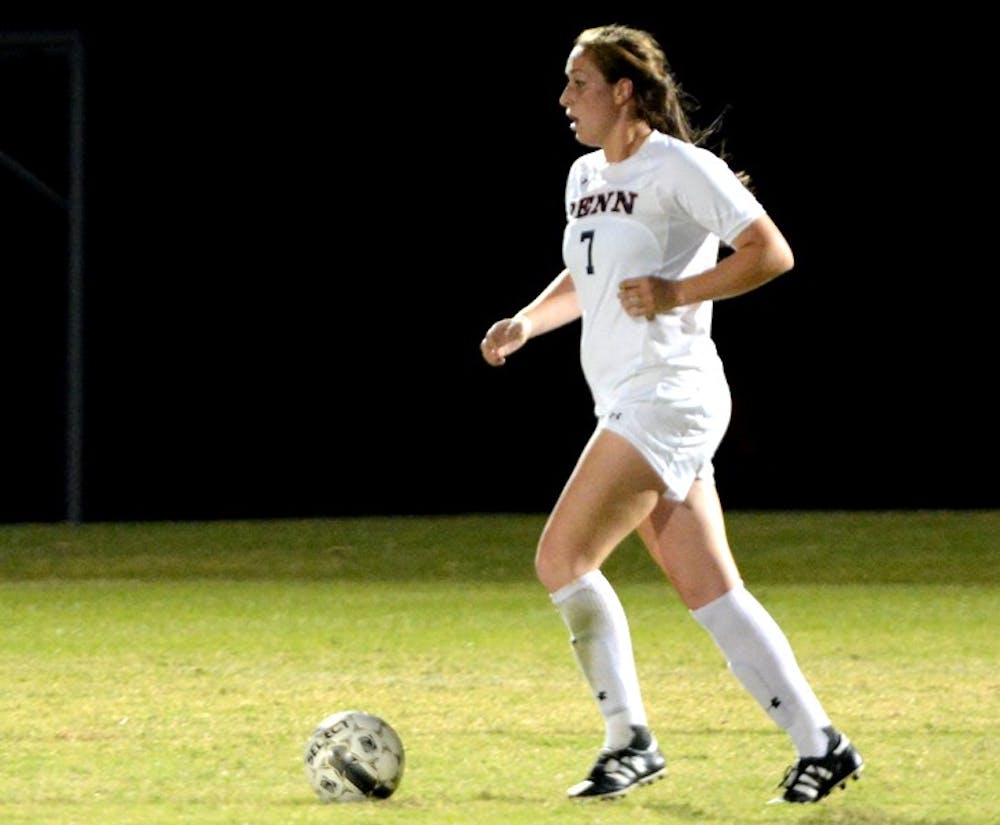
[[562, 130, 766, 417]]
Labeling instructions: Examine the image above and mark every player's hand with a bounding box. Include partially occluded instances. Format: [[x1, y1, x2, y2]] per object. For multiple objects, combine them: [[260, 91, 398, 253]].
[[480, 315, 533, 367], [618, 276, 678, 320]]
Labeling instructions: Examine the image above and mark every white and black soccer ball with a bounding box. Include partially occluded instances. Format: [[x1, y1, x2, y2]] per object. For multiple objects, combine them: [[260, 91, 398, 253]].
[[303, 710, 405, 803]]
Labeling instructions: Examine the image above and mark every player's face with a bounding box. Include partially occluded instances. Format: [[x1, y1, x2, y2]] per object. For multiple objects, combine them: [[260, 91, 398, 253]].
[[559, 46, 618, 148]]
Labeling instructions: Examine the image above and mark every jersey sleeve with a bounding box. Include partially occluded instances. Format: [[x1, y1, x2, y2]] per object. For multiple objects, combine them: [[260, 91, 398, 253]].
[[659, 146, 767, 247], [564, 155, 589, 218]]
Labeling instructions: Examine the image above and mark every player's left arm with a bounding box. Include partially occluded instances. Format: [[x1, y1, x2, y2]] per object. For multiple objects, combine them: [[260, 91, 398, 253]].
[[619, 215, 793, 318]]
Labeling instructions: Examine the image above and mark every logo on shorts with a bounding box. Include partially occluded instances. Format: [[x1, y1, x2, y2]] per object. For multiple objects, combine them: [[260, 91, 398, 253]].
[[609, 411, 622, 421]]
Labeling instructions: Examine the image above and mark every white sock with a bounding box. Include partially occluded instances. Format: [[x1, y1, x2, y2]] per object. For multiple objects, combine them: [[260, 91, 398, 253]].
[[551, 570, 648, 749], [691, 582, 831, 757]]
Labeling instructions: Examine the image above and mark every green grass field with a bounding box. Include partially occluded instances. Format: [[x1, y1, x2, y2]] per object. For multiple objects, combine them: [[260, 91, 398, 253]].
[[1, 511, 997, 824]]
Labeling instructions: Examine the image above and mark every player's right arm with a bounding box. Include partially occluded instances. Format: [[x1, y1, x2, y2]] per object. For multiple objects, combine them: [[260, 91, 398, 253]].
[[480, 269, 581, 367]]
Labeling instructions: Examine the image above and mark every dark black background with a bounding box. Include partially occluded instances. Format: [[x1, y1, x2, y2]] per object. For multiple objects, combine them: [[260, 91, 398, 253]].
[[1, 11, 995, 523]]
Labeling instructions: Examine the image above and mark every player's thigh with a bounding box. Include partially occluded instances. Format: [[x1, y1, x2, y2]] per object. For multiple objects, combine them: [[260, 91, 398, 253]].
[[637, 479, 741, 609], [536, 428, 663, 590]]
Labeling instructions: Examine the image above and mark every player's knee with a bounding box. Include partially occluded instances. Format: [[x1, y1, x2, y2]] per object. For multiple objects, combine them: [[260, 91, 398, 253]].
[[535, 538, 590, 593], [534, 537, 568, 592], [534, 548, 558, 591]]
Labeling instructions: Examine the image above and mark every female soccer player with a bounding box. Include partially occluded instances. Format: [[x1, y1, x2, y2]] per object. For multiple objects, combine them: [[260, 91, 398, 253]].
[[480, 23, 863, 805]]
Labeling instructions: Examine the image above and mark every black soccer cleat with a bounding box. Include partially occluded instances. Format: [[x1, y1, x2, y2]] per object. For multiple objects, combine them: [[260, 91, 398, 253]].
[[567, 726, 667, 800], [769, 726, 864, 804]]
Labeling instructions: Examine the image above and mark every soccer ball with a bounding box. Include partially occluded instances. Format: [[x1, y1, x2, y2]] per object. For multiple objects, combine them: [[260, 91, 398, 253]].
[[303, 710, 405, 803]]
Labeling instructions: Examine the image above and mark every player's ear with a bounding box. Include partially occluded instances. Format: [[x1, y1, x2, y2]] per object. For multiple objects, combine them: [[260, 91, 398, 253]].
[[613, 77, 633, 104]]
